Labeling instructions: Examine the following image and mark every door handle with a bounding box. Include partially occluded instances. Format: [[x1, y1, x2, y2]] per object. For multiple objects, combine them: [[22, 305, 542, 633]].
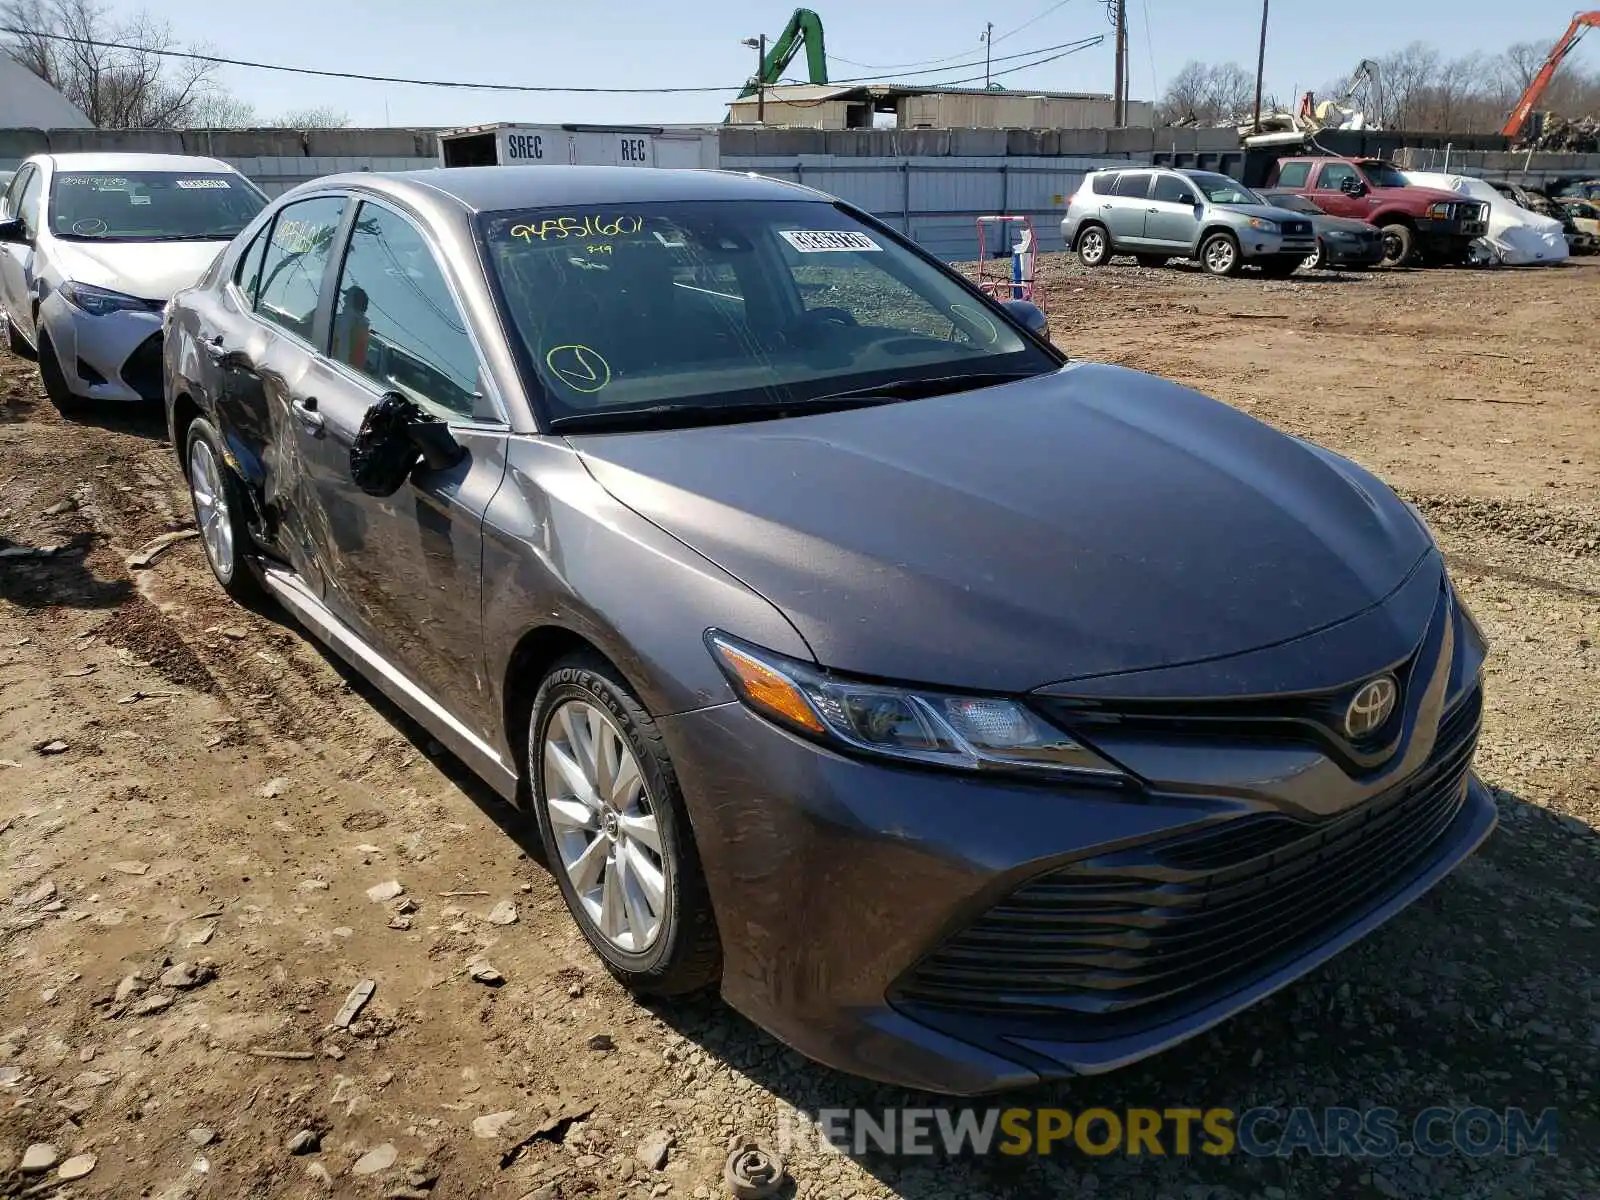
[[291, 395, 324, 432], [1147, 206, 1159, 212]]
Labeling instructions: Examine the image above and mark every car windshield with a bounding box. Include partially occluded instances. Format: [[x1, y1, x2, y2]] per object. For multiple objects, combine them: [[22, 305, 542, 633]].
[[1359, 162, 1409, 188], [1187, 173, 1258, 205], [48, 171, 267, 241], [479, 199, 1057, 427]]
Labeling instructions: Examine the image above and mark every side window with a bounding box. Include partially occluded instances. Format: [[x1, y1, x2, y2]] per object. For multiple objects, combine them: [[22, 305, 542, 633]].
[[17, 167, 43, 236], [1316, 163, 1357, 191], [1274, 161, 1310, 188], [233, 223, 271, 305], [1086, 172, 1115, 195], [1151, 175, 1196, 204], [0, 167, 29, 220], [1113, 172, 1152, 199], [329, 202, 481, 418], [254, 195, 347, 342]]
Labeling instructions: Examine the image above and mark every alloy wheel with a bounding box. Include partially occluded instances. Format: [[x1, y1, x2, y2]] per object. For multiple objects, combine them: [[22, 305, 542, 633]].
[[542, 699, 666, 953], [188, 438, 235, 580], [1205, 238, 1236, 274], [1080, 229, 1106, 264]]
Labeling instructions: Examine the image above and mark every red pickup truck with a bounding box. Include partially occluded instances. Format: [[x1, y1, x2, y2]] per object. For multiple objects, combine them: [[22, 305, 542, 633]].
[[1264, 157, 1489, 267]]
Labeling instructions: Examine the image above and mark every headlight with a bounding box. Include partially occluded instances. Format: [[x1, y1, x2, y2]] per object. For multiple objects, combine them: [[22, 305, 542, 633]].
[[1326, 230, 1356, 241], [1425, 202, 1451, 220], [707, 632, 1125, 780], [1247, 217, 1279, 233], [58, 281, 149, 316]]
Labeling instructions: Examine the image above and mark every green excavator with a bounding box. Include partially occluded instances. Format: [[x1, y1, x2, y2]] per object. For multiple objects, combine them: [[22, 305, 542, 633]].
[[730, 7, 829, 119]]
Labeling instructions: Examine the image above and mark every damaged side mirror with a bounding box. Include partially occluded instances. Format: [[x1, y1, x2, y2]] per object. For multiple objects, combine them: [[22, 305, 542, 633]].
[[349, 391, 466, 498]]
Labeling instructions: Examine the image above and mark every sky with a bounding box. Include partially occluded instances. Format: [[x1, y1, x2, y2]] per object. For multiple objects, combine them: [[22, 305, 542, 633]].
[[117, 0, 1600, 128]]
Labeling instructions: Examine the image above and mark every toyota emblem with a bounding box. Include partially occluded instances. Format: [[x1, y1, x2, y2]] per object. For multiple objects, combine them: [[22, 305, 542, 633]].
[[1344, 676, 1398, 739]]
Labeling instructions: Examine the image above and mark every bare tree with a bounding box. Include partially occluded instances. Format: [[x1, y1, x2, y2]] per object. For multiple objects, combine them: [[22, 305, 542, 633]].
[[273, 106, 350, 129], [1, 0, 223, 128], [1157, 60, 1255, 126]]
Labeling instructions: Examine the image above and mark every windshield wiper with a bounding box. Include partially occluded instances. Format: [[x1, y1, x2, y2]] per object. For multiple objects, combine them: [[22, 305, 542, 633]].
[[810, 370, 1045, 404], [547, 394, 899, 433]]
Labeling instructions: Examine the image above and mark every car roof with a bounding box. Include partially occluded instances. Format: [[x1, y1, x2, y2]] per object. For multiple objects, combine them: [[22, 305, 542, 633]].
[[36, 152, 239, 173], [302, 165, 829, 215]]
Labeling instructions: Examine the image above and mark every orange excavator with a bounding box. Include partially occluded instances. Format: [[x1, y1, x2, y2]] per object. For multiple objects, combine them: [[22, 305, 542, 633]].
[[1501, 11, 1600, 140]]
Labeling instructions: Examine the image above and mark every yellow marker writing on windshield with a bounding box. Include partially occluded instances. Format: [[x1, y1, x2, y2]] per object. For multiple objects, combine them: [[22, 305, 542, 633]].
[[511, 215, 645, 243], [545, 344, 612, 394]]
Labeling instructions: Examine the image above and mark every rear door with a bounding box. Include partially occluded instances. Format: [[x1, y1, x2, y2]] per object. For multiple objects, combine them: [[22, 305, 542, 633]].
[[223, 192, 352, 597], [1106, 171, 1153, 245], [1144, 173, 1202, 251], [289, 196, 509, 731]]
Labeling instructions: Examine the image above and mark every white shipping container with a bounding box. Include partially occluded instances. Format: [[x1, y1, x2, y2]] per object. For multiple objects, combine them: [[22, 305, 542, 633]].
[[438, 123, 719, 170]]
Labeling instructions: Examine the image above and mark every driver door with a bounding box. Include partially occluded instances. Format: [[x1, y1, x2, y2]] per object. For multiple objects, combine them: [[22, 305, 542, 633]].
[[1144, 174, 1203, 252], [288, 198, 510, 737], [1308, 162, 1367, 218]]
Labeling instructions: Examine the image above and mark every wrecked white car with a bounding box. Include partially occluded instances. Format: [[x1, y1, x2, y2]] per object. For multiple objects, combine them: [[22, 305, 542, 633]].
[[1402, 172, 1568, 267]]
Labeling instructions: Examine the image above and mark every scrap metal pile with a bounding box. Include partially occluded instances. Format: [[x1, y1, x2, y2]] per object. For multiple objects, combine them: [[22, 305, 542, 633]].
[[1516, 113, 1600, 153]]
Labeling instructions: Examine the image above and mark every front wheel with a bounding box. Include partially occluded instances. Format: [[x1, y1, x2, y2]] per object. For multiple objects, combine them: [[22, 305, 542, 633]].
[[185, 417, 266, 604], [1305, 241, 1328, 270], [1200, 232, 1241, 277], [530, 655, 721, 997], [1076, 225, 1110, 268], [37, 333, 82, 413], [1379, 223, 1415, 267]]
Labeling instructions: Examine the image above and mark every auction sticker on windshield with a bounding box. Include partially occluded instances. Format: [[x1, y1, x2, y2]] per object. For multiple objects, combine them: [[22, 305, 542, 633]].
[[176, 179, 232, 189], [779, 230, 882, 253]]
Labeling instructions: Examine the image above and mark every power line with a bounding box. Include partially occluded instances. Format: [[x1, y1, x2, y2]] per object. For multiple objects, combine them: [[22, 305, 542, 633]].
[[830, 0, 1081, 70], [827, 36, 1105, 85], [0, 24, 1100, 97]]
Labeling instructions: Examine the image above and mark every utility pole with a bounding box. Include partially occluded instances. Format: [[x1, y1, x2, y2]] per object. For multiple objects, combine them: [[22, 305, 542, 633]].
[[1112, 0, 1126, 125], [1252, 0, 1269, 132], [982, 22, 994, 89], [759, 33, 767, 125]]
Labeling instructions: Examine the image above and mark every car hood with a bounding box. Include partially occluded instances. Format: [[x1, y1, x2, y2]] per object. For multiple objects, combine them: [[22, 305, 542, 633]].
[[1223, 203, 1315, 225], [1384, 184, 1472, 207], [571, 363, 1432, 693], [48, 238, 225, 302]]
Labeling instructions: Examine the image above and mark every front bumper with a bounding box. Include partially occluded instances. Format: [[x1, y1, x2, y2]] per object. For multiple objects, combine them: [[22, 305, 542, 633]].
[[660, 570, 1494, 1095], [1323, 234, 1386, 266], [1238, 230, 1316, 261], [38, 293, 164, 403]]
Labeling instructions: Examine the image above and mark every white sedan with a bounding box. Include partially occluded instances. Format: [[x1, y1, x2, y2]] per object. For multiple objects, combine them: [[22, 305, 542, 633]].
[[0, 152, 267, 410]]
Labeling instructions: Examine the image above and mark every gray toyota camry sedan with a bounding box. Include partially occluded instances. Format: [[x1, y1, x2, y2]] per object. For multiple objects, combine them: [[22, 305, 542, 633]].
[[163, 166, 1494, 1095]]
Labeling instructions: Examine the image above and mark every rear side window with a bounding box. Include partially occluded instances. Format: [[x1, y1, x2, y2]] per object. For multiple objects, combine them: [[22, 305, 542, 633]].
[[1086, 172, 1115, 195], [1151, 175, 1196, 204], [16, 167, 42, 237], [253, 195, 347, 342], [1113, 172, 1152, 199], [1274, 161, 1310, 188]]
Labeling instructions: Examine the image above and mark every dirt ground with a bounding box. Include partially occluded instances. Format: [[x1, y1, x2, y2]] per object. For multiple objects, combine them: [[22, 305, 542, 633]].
[[1, 254, 1597, 1200]]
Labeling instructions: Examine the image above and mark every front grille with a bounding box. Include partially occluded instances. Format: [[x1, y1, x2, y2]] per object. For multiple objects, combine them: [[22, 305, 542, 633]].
[[895, 687, 1482, 1025], [1283, 220, 1312, 237], [120, 331, 164, 401]]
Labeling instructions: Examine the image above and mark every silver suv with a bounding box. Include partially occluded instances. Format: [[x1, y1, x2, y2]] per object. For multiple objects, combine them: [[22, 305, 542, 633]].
[[1062, 167, 1317, 278]]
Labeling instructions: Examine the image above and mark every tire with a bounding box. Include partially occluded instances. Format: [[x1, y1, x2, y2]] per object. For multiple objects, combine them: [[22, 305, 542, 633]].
[[5, 313, 32, 358], [184, 416, 266, 604], [1134, 254, 1169, 269], [530, 654, 721, 997], [1379, 223, 1415, 267], [1076, 224, 1110, 268], [1199, 232, 1241, 277], [36, 333, 82, 413], [1306, 240, 1328, 270]]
